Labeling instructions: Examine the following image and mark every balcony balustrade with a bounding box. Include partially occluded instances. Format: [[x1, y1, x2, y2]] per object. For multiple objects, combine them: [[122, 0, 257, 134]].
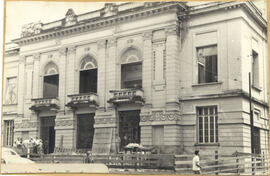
[[29, 97, 60, 111], [66, 93, 99, 109], [108, 88, 144, 105]]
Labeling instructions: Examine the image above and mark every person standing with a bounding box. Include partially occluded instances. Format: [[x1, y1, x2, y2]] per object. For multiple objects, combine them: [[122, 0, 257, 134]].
[[193, 150, 202, 174]]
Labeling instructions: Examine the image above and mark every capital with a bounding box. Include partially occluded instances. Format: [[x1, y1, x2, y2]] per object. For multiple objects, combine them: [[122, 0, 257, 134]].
[[58, 47, 67, 56], [19, 55, 26, 63], [97, 40, 106, 49], [67, 46, 76, 54], [107, 38, 117, 48], [143, 31, 152, 40], [165, 25, 180, 36], [33, 53, 40, 61]]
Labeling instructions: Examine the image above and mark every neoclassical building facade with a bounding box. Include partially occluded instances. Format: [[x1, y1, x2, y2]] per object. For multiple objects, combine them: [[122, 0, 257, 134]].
[[3, 1, 269, 155]]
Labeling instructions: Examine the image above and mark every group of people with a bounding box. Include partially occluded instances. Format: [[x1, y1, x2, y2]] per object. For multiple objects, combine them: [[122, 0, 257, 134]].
[[13, 137, 44, 155]]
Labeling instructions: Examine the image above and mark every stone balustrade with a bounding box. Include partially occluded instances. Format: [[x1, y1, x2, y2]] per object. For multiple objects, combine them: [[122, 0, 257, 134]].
[[29, 97, 59, 111], [108, 88, 144, 104], [66, 93, 99, 109]]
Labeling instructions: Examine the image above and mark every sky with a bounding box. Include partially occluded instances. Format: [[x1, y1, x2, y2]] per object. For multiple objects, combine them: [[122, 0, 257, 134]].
[[5, 1, 111, 42], [4, 0, 267, 43]]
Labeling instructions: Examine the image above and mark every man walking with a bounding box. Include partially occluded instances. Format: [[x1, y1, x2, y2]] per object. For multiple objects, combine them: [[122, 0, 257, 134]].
[[193, 150, 202, 174]]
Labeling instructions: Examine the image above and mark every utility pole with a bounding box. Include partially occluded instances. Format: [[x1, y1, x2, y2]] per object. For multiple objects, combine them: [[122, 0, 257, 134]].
[[249, 72, 255, 175], [249, 72, 254, 154]]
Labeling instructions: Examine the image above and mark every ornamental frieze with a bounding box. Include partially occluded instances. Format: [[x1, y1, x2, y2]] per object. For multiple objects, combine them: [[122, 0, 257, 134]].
[[55, 120, 73, 127], [95, 118, 115, 124], [140, 111, 181, 122], [15, 121, 38, 129]]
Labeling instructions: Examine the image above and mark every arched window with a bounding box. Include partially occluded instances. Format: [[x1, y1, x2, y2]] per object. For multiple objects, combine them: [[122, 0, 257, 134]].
[[79, 55, 98, 93], [43, 62, 59, 98], [121, 48, 142, 89]]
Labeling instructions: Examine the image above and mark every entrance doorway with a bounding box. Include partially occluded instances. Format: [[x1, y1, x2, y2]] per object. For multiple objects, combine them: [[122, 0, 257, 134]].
[[40, 117, 55, 154], [77, 113, 95, 150], [119, 110, 140, 150]]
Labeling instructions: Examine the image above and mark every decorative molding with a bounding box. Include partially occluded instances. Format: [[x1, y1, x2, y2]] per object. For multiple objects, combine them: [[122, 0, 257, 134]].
[[64, 9, 77, 27], [84, 47, 91, 52], [97, 40, 106, 49], [19, 56, 26, 64], [59, 47, 67, 56], [140, 111, 181, 122], [107, 38, 117, 48], [55, 119, 73, 127], [143, 31, 153, 40], [100, 3, 118, 17], [21, 21, 42, 37], [15, 121, 38, 129], [33, 53, 41, 61], [165, 25, 179, 36], [95, 118, 116, 124], [14, 2, 186, 45], [67, 46, 76, 55], [55, 39, 61, 45]]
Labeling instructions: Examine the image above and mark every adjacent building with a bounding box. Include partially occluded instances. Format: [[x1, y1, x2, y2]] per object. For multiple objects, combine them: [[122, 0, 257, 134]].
[[3, 1, 268, 156]]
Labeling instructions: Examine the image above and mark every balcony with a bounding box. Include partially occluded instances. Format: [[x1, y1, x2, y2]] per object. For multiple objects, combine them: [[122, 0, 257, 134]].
[[29, 97, 60, 112], [66, 93, 99, 109], [108, 88, 144, 105]]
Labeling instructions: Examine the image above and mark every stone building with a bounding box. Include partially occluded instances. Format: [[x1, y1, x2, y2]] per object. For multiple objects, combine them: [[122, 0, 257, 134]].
[[3, 1, 268, 155]]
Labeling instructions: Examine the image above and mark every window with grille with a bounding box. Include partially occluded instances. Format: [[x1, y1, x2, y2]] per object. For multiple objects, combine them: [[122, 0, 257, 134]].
[[197, 45, 218, 83], [197, 106, 218, 143], [252, 50, 259, 88], [4, 120, 14, 146]]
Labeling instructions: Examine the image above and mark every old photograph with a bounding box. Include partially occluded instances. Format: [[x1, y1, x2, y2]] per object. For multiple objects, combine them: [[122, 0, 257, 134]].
[[1, 0, 269, 174]]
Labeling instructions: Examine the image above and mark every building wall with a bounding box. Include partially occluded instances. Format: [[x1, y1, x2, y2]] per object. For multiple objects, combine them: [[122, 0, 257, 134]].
[[3, 2, 268, 155]]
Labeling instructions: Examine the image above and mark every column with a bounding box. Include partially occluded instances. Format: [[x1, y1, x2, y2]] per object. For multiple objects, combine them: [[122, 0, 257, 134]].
[[97, 40, 106, 108], [142, 31, 153, 105], [17, 56, 25, 117], [165, 25, 180, 107]]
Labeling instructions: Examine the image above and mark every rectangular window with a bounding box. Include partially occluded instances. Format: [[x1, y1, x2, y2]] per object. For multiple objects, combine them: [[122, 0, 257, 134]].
[[121, 62, 142, 89], [197, 45, 217, 84], [252, 50, 259, 88], [253, 127, 261, 154], [152, 126, 164, 146], [79, 69, 97, 93], [43, 75, 59, 98], [197, 106, 218, 143], [4, 120, 14, 146], [5, 77, 17, 104]]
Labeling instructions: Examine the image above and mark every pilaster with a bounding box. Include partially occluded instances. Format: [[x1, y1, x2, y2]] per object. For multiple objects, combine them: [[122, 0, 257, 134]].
[[32, 53, 40, 99], [58, 47, 68, 110], [97, 40, 106, 108], [17, 56, 25, 116], [143, 31, 153, 105], [66, 46, 76, 96], [106, 38, 117, 108], [152, 30, 166, 108], [165, 25, 180, 108]]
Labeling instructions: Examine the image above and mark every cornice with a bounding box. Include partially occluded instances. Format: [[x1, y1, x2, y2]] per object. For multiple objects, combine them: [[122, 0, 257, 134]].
[[12, 2, 186, 46], [185, 1, 267, 31], [5, 49, 20, 56]]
